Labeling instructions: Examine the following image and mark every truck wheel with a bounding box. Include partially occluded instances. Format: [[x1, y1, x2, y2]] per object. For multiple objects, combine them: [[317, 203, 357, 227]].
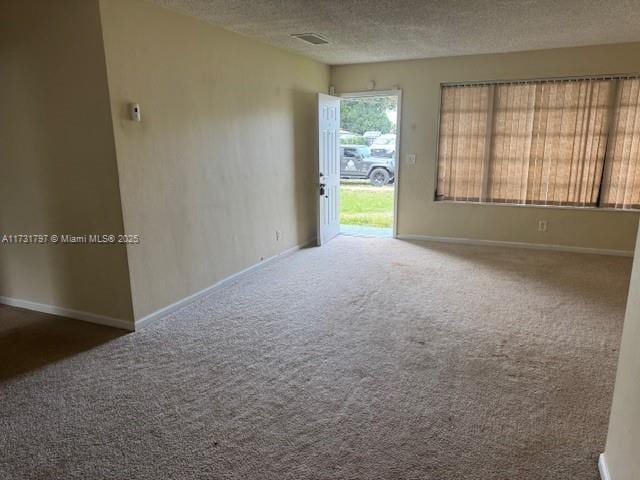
[[369, 168, 390, 187]]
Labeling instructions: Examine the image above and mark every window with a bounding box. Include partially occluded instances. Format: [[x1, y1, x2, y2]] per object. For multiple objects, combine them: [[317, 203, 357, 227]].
[[601, 79, 640, 208], [436, 76, 640, 209], [356, 146, 371, 156]]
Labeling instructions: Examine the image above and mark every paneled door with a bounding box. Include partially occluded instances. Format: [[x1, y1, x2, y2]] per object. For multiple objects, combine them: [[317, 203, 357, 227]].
[[317, 93, 341, 245]]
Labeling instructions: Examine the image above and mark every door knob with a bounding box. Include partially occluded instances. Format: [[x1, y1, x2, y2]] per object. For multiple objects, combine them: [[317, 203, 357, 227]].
[[319, 183, 326, 196]]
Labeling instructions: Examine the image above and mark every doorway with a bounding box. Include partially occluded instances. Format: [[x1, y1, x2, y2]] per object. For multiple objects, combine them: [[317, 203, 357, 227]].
[[338, 91, 401, 238]]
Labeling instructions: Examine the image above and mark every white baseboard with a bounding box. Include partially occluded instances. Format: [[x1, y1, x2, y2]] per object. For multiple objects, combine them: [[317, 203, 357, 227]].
[[397, 234, 634, 257], [599, 453, 612, 480], [135, 238, 316, 329], [0, 296, 134, 331]]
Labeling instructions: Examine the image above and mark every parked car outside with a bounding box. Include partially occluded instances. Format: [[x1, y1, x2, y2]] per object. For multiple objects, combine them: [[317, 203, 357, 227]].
[[363, 130, 382, 145], [340, 145, 394, 186], [370, 133, 396, 157]]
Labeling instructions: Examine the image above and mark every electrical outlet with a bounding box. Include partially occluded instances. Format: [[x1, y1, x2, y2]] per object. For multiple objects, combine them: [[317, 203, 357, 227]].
[[407, 154, 416, 165], [538, 220, 548, 232], [275, 230, 281, 241]]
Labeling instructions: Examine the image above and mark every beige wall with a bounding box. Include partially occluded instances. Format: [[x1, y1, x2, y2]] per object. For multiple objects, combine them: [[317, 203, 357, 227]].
[[0, 0, 134, 323], [603, 222, 640, 479], [331, 44, 640, 252], [99, 0, 329, 320]]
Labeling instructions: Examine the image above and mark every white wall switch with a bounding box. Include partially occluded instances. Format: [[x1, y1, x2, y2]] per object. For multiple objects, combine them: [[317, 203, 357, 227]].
[[407, 154, 416, 165]]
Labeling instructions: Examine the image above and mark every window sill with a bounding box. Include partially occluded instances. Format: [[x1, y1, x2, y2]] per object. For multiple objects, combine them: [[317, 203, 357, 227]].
[[434, 200, 640, 213]]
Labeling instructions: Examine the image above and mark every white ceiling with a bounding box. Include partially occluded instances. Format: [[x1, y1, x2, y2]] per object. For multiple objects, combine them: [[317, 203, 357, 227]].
[[150, 0, 640, 65]]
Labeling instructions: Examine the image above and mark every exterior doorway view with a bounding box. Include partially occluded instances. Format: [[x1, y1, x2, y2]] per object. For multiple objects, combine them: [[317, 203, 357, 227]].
[[339, 92, 400, 238]]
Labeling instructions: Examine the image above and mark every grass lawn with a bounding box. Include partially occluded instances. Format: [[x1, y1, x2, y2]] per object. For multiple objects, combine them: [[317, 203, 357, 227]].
[[340, 181, 394, 228]]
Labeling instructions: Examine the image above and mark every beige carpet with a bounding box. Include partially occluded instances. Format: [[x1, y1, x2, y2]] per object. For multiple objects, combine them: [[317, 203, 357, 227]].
[[0, 237, 631, 479]]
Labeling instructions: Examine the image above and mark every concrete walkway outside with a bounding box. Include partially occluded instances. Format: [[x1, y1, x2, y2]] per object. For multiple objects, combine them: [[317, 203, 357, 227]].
[[340, 224, 392, 237]]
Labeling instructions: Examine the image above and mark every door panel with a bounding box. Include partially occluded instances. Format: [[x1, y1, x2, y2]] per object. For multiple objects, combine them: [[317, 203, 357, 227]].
[[317, 93, 341, 245]]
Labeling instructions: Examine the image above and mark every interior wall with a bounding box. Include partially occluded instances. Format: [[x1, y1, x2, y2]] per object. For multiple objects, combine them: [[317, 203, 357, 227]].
[[603, 222, 640, 479], [0, 0, 134, 323], [98, 0, 330, 321], [331, 43, 640, 252]]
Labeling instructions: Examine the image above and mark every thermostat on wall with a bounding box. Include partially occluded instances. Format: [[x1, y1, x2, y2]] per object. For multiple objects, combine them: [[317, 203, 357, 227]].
[[129, 103, 141, 122]]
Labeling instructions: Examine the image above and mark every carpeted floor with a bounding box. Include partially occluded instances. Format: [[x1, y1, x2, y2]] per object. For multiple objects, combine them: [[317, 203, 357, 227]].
[[0, 237, 631, 479]]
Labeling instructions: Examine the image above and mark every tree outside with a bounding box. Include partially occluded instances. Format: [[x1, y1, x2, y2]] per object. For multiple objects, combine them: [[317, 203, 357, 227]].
[[341, 96, 397, 135]]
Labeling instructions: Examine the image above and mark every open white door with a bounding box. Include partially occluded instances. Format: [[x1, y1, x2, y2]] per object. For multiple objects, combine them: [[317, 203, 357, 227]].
[[317, 93, 341, 245]]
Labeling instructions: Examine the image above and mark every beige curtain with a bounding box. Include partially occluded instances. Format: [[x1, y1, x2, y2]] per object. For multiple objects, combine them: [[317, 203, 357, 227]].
[[600, 78, 640, 209], [437, 78, 616, 207], [489, 79, 612, 205], [437, 85, 490, 201]]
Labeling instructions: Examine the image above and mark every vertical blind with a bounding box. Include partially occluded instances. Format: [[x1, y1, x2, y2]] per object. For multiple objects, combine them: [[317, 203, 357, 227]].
[[436, 76, 640, 209], [601, 78, 640, 208]]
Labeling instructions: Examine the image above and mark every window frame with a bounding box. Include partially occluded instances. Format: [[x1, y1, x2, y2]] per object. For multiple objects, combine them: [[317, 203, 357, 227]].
[[433, 73, 640, 212]]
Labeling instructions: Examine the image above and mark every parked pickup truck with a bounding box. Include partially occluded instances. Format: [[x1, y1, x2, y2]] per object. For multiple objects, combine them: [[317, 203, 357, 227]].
[[340, 145, 395, 186]]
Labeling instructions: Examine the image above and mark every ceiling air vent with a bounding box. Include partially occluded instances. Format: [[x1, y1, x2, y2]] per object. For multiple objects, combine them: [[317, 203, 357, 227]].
[[291, 33, 329, 45]]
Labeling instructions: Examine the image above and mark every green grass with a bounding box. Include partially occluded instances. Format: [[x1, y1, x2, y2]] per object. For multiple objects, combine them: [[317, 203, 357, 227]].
[[340, 182, 394, 228]]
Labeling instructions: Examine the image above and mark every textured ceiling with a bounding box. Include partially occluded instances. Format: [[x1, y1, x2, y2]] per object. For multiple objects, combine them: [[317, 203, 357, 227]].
[[150, 0, 640, 65]]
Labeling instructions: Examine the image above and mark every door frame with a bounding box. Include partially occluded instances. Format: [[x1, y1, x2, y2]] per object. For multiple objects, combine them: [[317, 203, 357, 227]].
[[338, 89, 403, 238]]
